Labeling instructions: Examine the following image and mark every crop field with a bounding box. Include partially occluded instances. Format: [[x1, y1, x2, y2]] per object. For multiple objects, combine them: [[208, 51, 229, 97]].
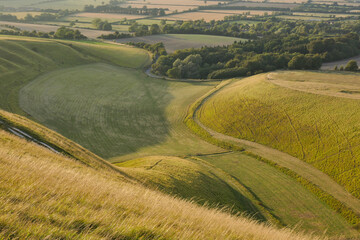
[[157, 11, 234, 21], [120, 3, 196, 13], [135, 19, 175, 25], [314, 0, 360, 6], [227, 2, 299, 8], [120, 0, 225, 14], [248, 0, 307, 3], [0, 0, 112, 10], [72, 12, 144, 20], [294, 12, 357, 18], [125, 0, 222, 7], [277, 15, 331, 20], [198, 71, 360, 201], [202, 10, 275, 16], [116, 34, 246, 53]]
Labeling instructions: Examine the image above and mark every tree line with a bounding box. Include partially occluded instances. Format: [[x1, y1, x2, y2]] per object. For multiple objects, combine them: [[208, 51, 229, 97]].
[[0, 26, 86, 40], [148, 19, 360, 79], [126, 17, 360, 40], [83, 5, 166, 16], [199, 2, 360, 14]]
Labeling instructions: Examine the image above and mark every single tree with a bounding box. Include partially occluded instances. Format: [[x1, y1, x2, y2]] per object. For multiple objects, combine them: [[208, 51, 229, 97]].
[[345, 60, 358, 71]]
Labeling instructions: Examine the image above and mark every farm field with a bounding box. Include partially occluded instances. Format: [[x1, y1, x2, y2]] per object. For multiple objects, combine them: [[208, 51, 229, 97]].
[[198, 71, 360, 201], [72, 12, 144, 21], [116, 34, 246, 52], [201, 10, 274, 16], [126, 0, 222, 6], [227, 1, 299, 8], [119, 0, 225, 14], [0, 0, 112, 10], [120, 3, 196, 13], [248, 0, 307, 3], [277, 15, 331, 20], [157, 11, 234, 21], [0, 21, 111, 38]]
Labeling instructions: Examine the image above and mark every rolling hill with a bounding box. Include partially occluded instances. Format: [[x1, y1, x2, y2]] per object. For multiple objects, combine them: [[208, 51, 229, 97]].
[[0, 109, 327, 240], [198, 71, 360, 200], [0, 35, 359, 237]]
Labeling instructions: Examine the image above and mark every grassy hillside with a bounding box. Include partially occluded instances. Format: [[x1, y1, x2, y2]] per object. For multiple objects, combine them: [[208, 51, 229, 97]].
[[198, 71, 360, 200], [196, 152, 358, 236], [19, 62, 223, 160], [116, 156, 265, 220], [116, 154, 358, 236], [0, 118, 326, 240], [1, 36, 358, 236], [0, 36, 151, 114]]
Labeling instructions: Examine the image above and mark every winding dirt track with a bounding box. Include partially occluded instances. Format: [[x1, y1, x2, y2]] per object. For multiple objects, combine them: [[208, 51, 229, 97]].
[[194, 80, 360, 216]]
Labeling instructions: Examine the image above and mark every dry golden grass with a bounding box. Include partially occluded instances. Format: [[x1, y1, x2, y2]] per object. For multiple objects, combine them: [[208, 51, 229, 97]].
[[268, 71, 360, 99], [0, 118, 326, 239], [158, 11, 234, 21]]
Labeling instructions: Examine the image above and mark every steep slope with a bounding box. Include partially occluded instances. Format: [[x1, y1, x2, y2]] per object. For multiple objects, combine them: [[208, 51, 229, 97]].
[[116, 156, 265, 220], [198, 71, 360, 200], [0, 117, 324, 240]]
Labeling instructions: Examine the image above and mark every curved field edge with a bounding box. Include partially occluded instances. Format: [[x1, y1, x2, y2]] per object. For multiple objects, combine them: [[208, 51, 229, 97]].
[[184, 78, 360, 229], [0, 128, 325, 240]]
